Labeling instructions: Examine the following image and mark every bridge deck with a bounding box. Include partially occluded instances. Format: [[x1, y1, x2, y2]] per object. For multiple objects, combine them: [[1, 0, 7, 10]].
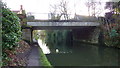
[[27, 22, 100, 26], [27, 22, 100, 30]]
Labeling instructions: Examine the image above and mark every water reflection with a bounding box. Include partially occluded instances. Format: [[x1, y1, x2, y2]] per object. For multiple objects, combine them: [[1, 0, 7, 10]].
[[38, 39, 50, 54], [38, 35, 119, 66]]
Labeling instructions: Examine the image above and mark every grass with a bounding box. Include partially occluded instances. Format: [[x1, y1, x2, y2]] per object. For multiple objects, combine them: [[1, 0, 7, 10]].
[[39, 47, 53, 68]]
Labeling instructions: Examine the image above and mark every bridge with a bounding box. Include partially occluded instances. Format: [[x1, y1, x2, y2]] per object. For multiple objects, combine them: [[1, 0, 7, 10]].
[[22, 21, 101, 44], [26, 21, 100, 30]]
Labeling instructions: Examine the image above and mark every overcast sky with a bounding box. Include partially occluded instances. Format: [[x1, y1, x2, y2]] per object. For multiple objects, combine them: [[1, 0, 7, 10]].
[[2, 0, 115, 19]]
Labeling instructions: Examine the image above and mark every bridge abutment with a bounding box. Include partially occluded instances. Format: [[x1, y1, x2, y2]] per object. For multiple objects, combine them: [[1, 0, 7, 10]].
[[22, 28, 33, 44]]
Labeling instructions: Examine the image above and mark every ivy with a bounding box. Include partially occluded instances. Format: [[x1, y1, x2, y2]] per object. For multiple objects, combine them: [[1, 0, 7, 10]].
[[2, 3, 21, 66], [109, 29, 119, 37]]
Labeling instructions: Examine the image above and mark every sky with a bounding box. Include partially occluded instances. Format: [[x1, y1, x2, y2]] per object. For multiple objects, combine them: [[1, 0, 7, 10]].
[[2, 0, 114, 19]]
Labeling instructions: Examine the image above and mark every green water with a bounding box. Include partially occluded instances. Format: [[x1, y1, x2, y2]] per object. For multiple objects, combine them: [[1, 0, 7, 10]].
[[45, 41, 119, 66]]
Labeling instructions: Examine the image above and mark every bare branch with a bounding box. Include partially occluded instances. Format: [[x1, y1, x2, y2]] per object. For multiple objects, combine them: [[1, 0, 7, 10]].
[[49, 0, 69, 20]]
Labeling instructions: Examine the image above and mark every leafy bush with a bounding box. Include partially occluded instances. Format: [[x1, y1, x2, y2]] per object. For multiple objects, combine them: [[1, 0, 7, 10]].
[[104, 1, 120, 48], [2, 3, 21, 65]]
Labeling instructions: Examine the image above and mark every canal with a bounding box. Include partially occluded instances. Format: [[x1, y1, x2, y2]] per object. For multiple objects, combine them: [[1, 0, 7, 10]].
[[38, 39, 120, 66]]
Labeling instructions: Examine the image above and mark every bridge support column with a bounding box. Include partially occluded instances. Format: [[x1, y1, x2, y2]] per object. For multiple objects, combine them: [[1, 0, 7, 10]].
[[30, 29, 33, 44]]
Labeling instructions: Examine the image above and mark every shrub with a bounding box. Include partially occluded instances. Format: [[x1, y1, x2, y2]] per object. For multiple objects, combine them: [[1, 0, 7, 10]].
[[1, 2, 21, 65]]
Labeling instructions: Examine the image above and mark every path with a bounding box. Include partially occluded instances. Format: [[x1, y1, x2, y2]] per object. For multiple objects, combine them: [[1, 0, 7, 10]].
[[27, 44, 41, 66]]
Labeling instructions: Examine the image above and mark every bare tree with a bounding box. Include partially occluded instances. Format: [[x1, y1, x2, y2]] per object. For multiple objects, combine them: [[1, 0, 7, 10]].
[[49, 4, 62, 20], [59, 0, 69, 20], [49, 0, 69, 20], [85, 0, 102, 17], [85, 1, 91, 16]]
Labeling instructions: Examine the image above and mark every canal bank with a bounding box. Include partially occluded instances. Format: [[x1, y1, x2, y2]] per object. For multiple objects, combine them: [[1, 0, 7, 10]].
[[27, 43, 52, 67]]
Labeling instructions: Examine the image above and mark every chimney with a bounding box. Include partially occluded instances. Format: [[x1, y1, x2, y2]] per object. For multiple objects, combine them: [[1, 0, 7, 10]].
[[20, 5, 23, 10]]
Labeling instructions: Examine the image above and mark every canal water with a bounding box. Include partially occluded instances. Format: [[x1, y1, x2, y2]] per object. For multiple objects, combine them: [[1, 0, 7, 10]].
[[38, 39, 120, 66]]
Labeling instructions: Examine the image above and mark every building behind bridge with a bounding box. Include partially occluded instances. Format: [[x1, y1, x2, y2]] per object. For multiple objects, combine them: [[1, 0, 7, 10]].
[[12, 5, 27, 26]]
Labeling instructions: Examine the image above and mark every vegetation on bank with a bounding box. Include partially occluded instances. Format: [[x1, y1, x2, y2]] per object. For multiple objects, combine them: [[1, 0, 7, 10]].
[[44, 30, 69, 44], [103, 1, 120, 48], [1, 1, 22, 65], [39, 47, 53, 68], [1, 1, 31, 66], [44, 30, 73, 52]]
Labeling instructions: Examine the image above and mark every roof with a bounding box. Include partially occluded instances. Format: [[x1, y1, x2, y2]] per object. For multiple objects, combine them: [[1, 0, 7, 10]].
[[12, 5, 24, 14], [12, 10, 20, 14], [73, 14, 98, 22]]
